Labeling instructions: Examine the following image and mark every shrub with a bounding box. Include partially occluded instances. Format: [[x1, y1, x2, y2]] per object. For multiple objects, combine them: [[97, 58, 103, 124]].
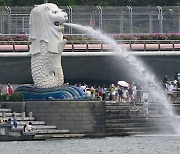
[[0, 33, 180, 42], [0, 94, 8, 101], [9, 92, 24, 101]]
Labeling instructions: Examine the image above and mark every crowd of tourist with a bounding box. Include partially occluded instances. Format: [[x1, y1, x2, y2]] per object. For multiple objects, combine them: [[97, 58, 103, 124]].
[[0, 113, 33, 133], [74, 81, 138, 103], [72, 72, 180, 104], [161, 73, 180, 103], [0, 73, 179, 123]]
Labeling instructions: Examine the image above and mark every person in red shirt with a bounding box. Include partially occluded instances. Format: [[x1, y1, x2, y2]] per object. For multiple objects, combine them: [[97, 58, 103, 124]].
[[7, 82, 14, 95]]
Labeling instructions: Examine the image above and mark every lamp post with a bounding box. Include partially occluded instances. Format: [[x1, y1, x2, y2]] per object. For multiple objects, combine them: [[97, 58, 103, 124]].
[[127, 6, 133, 34], [5, 6, 11, 34], [149, 11, 155, 33], [90, 11, 96, 28], [97, 6, 102, 31], [157, 6, 163, 33], [120, 11, 125, 34]]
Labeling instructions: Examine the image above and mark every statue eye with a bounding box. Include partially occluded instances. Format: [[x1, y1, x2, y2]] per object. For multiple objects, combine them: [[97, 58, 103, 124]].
[[52, 11, 57, 14]]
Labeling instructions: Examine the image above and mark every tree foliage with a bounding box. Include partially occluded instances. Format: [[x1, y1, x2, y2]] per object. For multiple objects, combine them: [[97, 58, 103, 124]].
[[0, 0, 179, 6]]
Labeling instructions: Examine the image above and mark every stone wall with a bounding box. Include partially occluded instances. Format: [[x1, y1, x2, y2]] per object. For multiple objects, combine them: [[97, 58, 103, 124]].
[[0, 101, 106, 136]]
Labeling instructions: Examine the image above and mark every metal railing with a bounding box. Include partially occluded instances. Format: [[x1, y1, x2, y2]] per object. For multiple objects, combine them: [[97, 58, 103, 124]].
[[0, 6, 179, 34], [135, 90, 180, 104], [0, 40, 179, 52]]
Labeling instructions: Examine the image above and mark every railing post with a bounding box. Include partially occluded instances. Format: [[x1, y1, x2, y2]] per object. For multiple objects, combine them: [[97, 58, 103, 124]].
[[29, 112, 33, 118], [143, 41, 146, 51], [22, 112, 25, 120], [129, 41, 132, 50], [27, 41, 30, 51], [158, 41, 160, 51], [100, 43, 103, 52], [71, 41, 74, 52], [86, 42, 88, 52], [2, 112, 6, 119], [172, 41, 175, 51], [12, 42, 15, 52]]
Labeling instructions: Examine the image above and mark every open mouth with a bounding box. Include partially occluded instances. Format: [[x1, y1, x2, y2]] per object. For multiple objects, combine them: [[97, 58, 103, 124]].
[[54, 21, 63, 26]]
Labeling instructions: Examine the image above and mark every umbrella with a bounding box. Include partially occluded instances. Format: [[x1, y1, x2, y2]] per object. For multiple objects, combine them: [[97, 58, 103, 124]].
[[117, 81, 129, 87]]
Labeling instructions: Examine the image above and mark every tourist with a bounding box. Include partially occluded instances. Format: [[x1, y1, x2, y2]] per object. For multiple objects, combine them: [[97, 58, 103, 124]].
[[122, 87, 129, 102], [117, 85, 123, 103], [136, 83, 142, 102], [132, 82, 137, 99], [96, 86, 101, 98], [90, 85, 96, 98], [167, 82, 174, 95], [7, 82, 14, 95], [163, 75, 169, 90], [128, 84, 134, 102], [174, 72, 180, 82], [0, 119, 5, 124], [12, 114, 17, 128], [24, 122, 33, 132], [143, 99, 150, 119], [177, 81, 180, 91], [101, 85, 107, 101], [163, 75, 169, 84], [80, 83, 87, 93], [110, 84, 116, 103], [0, 84, 2, 95], [86, 88, 91, 97], [6, 118, 11, 124]]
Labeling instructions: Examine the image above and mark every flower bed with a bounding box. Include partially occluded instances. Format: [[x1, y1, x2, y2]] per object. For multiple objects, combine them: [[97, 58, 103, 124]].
[[0, 33, 180, 42]]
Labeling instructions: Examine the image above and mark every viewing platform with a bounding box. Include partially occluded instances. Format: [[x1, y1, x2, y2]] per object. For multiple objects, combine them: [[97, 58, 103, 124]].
[[1, 100, 180, 141]]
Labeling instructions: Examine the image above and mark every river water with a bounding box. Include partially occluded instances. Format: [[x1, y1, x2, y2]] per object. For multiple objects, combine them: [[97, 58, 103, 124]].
[[1, 136, 180, 154]]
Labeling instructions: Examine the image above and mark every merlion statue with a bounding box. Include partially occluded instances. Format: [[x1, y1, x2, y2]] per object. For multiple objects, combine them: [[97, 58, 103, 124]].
[[15, 3, 88, 100], [29, 3, 68, 88]]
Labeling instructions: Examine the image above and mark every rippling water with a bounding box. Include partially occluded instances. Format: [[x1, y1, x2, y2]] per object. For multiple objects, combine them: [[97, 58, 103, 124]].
[[1, 136, 180, 154]]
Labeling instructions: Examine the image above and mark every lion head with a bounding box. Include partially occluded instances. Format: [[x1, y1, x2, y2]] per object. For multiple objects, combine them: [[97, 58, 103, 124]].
[[29, 3, 68, 55]]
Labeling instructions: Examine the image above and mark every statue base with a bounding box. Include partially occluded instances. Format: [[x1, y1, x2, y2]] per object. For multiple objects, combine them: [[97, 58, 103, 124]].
[[15, 85, 90, 100]]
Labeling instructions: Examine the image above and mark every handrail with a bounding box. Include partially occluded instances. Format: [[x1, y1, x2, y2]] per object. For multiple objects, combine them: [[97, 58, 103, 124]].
[[0, 40, 179, 44], [0, 40, 179, 52], [135, 89, 180, 104]]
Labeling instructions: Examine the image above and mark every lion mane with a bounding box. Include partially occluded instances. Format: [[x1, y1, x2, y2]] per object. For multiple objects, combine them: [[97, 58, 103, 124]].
[[29, 3, 67, 55]]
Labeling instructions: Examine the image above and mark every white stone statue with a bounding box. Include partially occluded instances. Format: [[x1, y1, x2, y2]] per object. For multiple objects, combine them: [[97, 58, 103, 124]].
[[29, 3, 68, 88]]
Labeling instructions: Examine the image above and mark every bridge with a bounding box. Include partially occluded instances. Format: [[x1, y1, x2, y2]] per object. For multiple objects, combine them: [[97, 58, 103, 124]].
[[0, 40, 180, 85]]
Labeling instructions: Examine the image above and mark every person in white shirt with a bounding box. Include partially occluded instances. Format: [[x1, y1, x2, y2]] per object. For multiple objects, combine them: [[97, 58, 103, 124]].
[[143, 99, 150, 119], [24, 122, 33, 132]]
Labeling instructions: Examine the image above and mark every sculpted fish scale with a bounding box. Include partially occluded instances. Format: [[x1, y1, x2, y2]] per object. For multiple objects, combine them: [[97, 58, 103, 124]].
[[29, 3, 67, 89]]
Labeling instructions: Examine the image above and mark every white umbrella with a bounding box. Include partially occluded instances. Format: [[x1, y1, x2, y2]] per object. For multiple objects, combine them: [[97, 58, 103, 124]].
[[117, 81, 129, 87]]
